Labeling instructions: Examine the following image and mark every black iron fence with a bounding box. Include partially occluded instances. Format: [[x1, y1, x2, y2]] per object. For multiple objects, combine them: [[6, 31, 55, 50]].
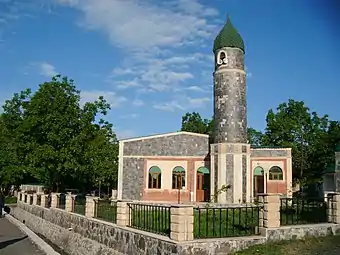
[[74, 195, 86, 215], [280, 197, 329, 226], [95, 199, 117, 223], [128, 203, 171, 236], [194, 205, 261, 239], [58, 193, 66, 209], [37, 194, 41, 206]]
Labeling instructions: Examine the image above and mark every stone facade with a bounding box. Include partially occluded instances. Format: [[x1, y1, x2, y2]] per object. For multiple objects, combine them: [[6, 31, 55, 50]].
[[251, 148, 291, 158], [118, 132, 209, 201], [122, 132, 209, 157]]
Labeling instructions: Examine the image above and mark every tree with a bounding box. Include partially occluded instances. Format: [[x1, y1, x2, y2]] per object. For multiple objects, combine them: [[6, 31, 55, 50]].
[[180, 112, 263, 146], [263, 99, 329, 181], [0, 89, 32, 193], [0, 75, 119, 193]]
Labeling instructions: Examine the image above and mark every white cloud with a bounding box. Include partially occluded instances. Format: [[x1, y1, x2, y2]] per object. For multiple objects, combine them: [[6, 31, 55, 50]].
[[57, 0, 218, 94], [153, 96, 210, 112], [39, 62, 58, 77], [80, 90, 127, 108], [57, 0, 217, 51], [132, 99, 144, 107], [121, 113, 138, 119]]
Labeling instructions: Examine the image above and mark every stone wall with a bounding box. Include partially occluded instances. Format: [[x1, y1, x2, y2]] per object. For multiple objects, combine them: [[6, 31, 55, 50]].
[[12, 202, 267, 255], [11, 200, 340, 255], [121, 157, 144, 200], [251, 148, 291, 157], [122, 133, 209, 157]]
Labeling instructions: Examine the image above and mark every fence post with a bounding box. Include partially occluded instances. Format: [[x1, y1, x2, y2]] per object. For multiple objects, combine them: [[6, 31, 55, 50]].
[[51, 193, 60, 208], [262, 194, 280, 228], [40, 194, 49, 208], [332, 193, 340, 224], [32, 193, 38, 205], [85, 196, 99, 218], [258, 195, 264, 228], [65, 192, 75, 213], [28, 194, 33, 205], [170, 204, 194, 242], [116, 201, 129, 227]]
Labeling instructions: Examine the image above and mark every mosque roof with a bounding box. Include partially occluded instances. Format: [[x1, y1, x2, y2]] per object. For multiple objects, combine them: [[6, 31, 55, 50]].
[[213, 16, 245, 53]]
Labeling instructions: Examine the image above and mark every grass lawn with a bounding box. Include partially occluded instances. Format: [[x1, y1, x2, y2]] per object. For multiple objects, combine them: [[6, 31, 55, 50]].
[[233, 235, 340, 255], [5, 196, 17, 204]]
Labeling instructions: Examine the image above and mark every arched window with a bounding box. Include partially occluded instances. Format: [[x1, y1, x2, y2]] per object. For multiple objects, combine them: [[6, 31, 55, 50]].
[[254, 166, 264, 176], [172, 166, 186, 189], [269, 166, 283, 180], [148, 166, 162, 189]]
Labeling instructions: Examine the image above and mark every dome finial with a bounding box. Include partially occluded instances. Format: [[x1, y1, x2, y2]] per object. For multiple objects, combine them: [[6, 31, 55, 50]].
[[213, 15, 245, 53]]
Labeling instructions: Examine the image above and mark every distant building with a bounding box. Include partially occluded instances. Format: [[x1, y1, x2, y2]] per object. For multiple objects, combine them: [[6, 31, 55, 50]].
[[117, 17, 293, 204], [322, 143, 340, 198]]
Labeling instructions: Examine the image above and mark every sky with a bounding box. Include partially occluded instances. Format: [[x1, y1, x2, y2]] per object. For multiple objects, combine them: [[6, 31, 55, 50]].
[[0, 0, 339, 139]]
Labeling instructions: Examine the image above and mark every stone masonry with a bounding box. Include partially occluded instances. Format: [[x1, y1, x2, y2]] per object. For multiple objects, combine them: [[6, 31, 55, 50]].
[[213, 48, 247, 144], [119, 132, 209, 200]]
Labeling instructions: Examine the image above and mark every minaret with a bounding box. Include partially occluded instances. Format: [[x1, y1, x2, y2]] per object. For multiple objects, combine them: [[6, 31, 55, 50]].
[[210, 17, 251, 203]]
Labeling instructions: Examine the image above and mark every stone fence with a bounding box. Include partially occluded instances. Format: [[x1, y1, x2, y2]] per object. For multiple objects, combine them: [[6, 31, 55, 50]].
[[14, 191, 340, 255]]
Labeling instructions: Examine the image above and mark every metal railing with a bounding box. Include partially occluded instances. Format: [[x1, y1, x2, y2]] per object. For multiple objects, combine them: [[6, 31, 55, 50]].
[[280, 197, 328, 226], [194, 205, 261, 238], [37, 195, 41, 206], [128, 203, 171, 236], [74, 195, 86, 215], [95, 199, 117, 223], [58, 193, 66, 209]]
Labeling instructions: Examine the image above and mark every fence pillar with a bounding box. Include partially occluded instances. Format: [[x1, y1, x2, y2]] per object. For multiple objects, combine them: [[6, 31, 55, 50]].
[[170, 204, 194, 242], [332, 194, 340, 224], [65, 192, 75, 213], [32, 193, 38, 205], [40, 194, 49, 208], [116, 201, 129, 227], [28, 194, 33, 205], [51, 193, 60, 208], [85, 196, 99, 218], [261, 194, 280, 228]]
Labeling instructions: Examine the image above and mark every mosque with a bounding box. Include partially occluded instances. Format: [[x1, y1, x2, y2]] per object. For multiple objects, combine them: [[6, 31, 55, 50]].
[[117, 17, 293, 204]]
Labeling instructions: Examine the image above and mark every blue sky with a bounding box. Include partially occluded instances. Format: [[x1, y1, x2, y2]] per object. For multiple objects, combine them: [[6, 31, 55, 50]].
[[0, 0, 339, 139]]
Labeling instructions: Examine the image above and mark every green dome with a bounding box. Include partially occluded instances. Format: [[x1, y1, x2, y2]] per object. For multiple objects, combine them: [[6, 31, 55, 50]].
[[213, 17, 245, 53]]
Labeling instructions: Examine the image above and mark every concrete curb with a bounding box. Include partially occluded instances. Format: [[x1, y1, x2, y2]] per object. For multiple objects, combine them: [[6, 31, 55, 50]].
[[5, 214, 60, 255]]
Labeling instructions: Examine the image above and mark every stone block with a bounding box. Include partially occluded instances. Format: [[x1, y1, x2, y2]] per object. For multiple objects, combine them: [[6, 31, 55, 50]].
[[170, 232, 194, 242], [264, 194, 280, 204], [32, 194, 38, 205], [263, 219, 280, 228], [51, 193, 60, 208], [170, 223, 194, 233], [40, 194, 48, 207]]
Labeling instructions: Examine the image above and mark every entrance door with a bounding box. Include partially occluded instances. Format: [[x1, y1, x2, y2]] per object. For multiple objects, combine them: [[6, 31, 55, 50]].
[[196, 167, 210, 202], [253, 166, 265, 198]]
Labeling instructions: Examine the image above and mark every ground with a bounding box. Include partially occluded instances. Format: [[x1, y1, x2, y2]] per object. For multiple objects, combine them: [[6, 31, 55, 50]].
[[0, 217, 45, 255], [233, 235, 340, 255]]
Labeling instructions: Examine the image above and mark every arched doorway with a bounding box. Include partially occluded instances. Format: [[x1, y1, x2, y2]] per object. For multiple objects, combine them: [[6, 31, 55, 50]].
[[253, 166, 264, 198], [196, 167, 210, 202]]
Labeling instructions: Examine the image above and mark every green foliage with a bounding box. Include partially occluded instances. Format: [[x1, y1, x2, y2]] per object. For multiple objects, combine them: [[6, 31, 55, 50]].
[[180, 112, 264, 146], [180, 98, 340, 183], [0, 75, 118, 193]]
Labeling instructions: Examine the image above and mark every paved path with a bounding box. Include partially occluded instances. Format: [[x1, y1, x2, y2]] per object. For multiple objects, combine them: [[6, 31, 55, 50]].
[[0, 217, 45, 255]]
